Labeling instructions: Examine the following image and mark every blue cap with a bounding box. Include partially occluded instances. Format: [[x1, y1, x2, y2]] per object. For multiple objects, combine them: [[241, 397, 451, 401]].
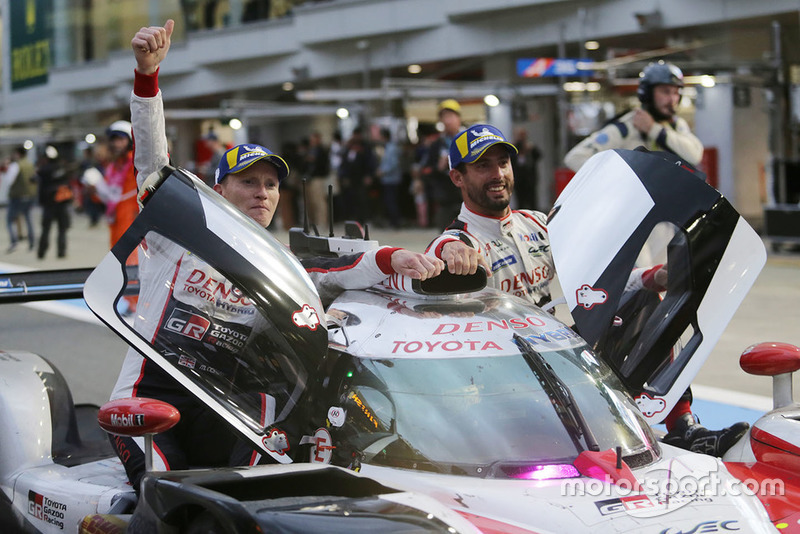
[[448, 125, 518, 170], [214, 144, 290, 184]]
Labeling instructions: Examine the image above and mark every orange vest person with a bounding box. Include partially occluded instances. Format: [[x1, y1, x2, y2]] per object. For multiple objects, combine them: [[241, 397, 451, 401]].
[[102, 120, 139, 314], [103, 120, 139, 248]]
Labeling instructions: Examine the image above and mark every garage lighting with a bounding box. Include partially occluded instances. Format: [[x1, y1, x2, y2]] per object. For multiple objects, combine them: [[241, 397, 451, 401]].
[[228, 118, 242, 130], [584, 40, 600, 50], [683, 75, 717, 88], [563, 82, 602, 92], [484, 94, 500, 107], [282, 81, 294, 91], [700, 75, 716, 88], [408, 64, 422, 74], [336, 107, 350, 119], [84, 133, 96, 144]]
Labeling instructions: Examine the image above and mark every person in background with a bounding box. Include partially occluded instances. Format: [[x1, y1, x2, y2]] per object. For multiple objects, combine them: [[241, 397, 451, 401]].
[[5, 146, 37, 253], [77, 142, 107, 228], [511, 127, 541, 211], [201, 131, 227, 185], [564, 61, 703, 172], [102, 120, 139, 247], [278, 140, 302, 230], [428, 123, 748, 458], [328, 131, 343, 219], [338, 127, 376, 225], [420, 99, 465, 229], [36, 146, 71, 259], [304, 131, 330, 228], [410, 125, 439, 228], [377, 127, 403, 229]]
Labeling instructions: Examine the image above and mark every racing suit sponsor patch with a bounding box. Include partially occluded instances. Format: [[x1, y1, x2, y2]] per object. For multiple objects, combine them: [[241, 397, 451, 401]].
[[165, 309, 211, 340], [491, 254, 517, 272]]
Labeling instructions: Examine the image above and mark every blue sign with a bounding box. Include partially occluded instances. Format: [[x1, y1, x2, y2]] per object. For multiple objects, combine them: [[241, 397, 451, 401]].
[[517, 58, 594, 78]]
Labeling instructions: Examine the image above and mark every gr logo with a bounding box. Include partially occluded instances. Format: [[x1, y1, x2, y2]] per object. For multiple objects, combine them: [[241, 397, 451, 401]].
[[28, 490, 44, 520], [165, 309, 211, 340]]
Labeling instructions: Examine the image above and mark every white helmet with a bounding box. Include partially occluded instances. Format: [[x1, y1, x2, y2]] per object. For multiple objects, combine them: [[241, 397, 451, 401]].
[[107, 120, 132, 140]]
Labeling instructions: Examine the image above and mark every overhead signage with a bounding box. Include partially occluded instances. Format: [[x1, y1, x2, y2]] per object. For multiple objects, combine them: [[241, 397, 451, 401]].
[[517, 58, 594, 78], [10, 0, 53, 90]]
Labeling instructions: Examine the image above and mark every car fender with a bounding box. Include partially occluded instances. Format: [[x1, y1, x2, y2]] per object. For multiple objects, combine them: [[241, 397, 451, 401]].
[[0, 350, 56, 487]]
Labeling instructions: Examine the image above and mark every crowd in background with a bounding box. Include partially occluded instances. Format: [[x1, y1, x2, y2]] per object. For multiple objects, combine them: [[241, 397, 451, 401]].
[[1, 119, 138, 262], [0, 109, 545, 259], [190, 122, 542, 233]]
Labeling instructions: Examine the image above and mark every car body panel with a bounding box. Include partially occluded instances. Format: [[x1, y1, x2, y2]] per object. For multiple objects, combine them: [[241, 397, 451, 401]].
[[548, 149, 766, 424]]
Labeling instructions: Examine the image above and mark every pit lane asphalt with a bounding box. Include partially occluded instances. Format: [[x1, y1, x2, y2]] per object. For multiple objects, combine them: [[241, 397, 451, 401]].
[[1, 207, 799, 426]]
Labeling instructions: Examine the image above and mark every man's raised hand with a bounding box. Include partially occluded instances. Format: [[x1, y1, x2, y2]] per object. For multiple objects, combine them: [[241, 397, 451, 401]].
[[131, 19, 174, 75]]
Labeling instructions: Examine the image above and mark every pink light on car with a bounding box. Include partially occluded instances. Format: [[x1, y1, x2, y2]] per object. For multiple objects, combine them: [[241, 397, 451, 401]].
[[510, 464, 580, 480]]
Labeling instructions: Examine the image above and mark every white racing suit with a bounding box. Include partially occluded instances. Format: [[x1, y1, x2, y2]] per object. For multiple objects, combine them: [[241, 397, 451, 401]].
[[426, 204, 555, 307], [564, 110, 703, 172], [110, 68, 403, 490]]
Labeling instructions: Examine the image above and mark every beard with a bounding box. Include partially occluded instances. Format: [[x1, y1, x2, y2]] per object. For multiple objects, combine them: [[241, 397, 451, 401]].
[[647, 103, 674, 122], [465, 179, 513, 215]]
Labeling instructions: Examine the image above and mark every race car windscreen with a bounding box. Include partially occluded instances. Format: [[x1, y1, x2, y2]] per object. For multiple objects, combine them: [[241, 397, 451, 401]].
[[122, 231, 306, 435], [334, 344, 658, 478]]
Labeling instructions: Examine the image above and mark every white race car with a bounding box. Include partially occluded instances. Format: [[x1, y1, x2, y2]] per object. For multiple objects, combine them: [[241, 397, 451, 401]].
[[0, 149, 796, 533]]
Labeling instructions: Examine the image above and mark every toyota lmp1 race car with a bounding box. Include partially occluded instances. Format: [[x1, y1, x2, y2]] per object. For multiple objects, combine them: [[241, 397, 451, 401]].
[[1, 147, 798, 533]]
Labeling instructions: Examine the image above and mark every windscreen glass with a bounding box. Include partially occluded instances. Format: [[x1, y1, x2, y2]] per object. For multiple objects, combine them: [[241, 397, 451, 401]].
[[121, 231, 306, 433]]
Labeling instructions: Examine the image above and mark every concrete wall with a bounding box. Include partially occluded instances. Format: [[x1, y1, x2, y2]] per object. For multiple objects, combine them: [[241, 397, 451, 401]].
[[695, 83, 769, 221], [733, 87, 770, 222]]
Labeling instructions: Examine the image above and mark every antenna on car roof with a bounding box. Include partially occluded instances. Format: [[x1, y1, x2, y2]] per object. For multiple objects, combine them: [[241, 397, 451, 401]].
[[301, 177, 319, 236], [301, 178, 310, 235], [288, 152, 378, 258], [328, 184, 334, 237]]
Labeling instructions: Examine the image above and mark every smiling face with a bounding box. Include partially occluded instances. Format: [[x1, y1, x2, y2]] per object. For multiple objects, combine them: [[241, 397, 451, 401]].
[[450, 144, 514, 218], [214, 159, 280, 227]]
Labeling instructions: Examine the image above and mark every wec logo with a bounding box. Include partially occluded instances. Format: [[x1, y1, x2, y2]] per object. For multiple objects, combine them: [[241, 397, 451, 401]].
[[165, 309, 211, 340], [660, 520, 739, 534]]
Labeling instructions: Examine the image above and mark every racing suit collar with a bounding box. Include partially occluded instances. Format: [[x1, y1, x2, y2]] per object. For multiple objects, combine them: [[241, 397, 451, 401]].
[[462, 202, 512, 222]]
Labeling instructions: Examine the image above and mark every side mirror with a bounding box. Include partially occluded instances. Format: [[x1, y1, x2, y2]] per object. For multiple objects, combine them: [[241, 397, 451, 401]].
[[98, 397, 180, 472], [740, 342, 800, 409]]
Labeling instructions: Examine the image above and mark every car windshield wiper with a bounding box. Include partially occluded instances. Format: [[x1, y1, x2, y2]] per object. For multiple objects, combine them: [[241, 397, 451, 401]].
[[513, 333, 600, 453]]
